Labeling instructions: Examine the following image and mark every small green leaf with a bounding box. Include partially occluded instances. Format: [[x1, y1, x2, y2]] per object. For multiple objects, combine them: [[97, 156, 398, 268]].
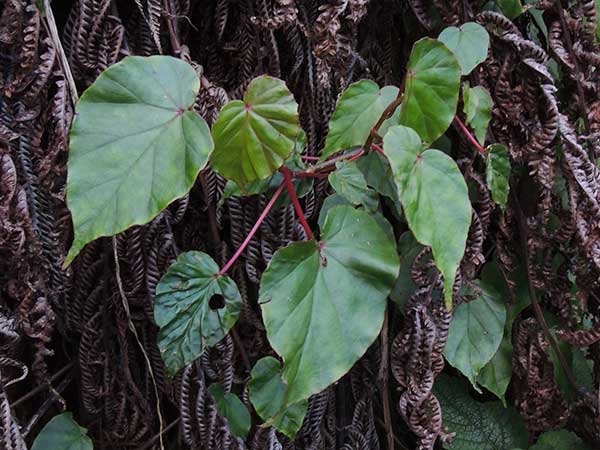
[[463, 83, 493, 145], [322, 80, 399, 159], [530, 430, 591, 450], [66, 55, 212, 265], [384, 125, 471, 308], [356, 151, 399, 204], [208, 384, 251, 439], [154, 251, 243, 376], [438, 23, 490, 76], [399, 38, 461, 144], [317, 194, 351, 229], [210, 76, 300, 186], [498, 0, 524, 19], [260, 206, 399, 408], [434, 374, 528, 450], [444, 277, 506, 387], [32, 412, 93, 450], [486, 144, 511, 209], [328, 160, 379, 213], [249, 357, 308, 438]]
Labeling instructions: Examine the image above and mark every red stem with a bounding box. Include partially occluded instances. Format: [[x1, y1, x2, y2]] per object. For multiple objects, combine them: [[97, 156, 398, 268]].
[[218, 181, 286, 276], [370, 143, 386, 157], [281, 167, 315, 240], [454, 115, 486, 155], [301, 155, 320, 161]]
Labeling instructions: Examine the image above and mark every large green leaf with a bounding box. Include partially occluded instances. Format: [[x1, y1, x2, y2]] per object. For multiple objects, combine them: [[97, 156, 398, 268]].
[[476, 332, 512, 405], [463, 83, 493, 145], [399, 38, 461, 144], [65, 55, 212, 265], [434, 374, 528, 450], [260, 206, 399, 408], [529, 430, 591, 450], [328, 160, 379, 213], [249, 357, 308, 438], [154, 251, 243, 376], [384, 125, 471, 307], [208, 384, 251, 439], [210, 76, 300, 186], [32, 413, 93, 450], [444, 277, 506, 387], [486, 144, 511, 210], [438, 23, 490, 76], [322, 80, 399, 159]]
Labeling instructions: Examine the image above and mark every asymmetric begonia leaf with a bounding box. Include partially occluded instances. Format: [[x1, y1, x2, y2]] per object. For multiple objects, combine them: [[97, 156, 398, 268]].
[[438, 22, 490, 75], [65, 55, 212, 265], [154, 251, 243, 376], [248, 356, 308, 438], [399, 38, 461, 144], [434, 375, 528, 450], [260, 206, 399, 409], [32, 412, 93, 450], [444, 275, 507, 388], [384, 125, 471, 308], [322, 80, 399, 159], [210, 75, 300, 186], [208, 384, 251, 439], [486, 144, 511, 210], [463, 83, 493, 145]]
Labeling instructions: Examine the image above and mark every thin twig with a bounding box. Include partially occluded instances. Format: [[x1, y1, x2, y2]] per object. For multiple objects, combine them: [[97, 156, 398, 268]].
[[281, 167, 314, 240], [379, 308, 396, 450], [22, 373, 73, 437], [113, 238, 166, 450], [163, 0, 182, 54], [218, 181, 286, 275], [293, 148, 365, 177], [42, 0, 78, 104], [11, 363, 73, 408], [139, 418, 181, 450]]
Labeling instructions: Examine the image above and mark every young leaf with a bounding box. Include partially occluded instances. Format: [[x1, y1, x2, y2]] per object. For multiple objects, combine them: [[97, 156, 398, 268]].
[[434, 374, 528, 450], [322, 80, 399, 160], [384, 125, 471, 308], [444, 278, 506, 388], [154, 251, 243, 376], [486, 144, 511, 209], [260, 206, 399, 408], [249, 356, 308, 438], [32, 412, 93, 450], [208, 384, 251, 439], [65, 55, 212, 265], [463, 83, 493, 145], [438, 22, 490, 76], [328, 160, 379, 213], [210, 76, 300, 186], [399, 38, 461, 144]]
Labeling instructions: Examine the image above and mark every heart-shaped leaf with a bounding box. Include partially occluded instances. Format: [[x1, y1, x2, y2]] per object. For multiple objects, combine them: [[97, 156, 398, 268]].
[[154, 251, 243, 376], [260, 206, 399, 408], [444, 275, 506, 387], [322, 80, 399, 159], [249, 356, 308, 438], [208, 384, 251, 439], [32, 413, 93, 450], [463, 83, 493, 145], [384, 125, 471, 307], [328, 160, 379, 213], [210, 76, 300, 186], [438, 22, 490, 76], [486, 144, 511, 210], [66, 55, 212, 265], [399, 38, 461, 144]]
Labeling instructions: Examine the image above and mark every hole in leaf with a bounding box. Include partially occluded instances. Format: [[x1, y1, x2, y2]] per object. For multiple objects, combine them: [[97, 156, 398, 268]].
[[209, 294, 226, 310]]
